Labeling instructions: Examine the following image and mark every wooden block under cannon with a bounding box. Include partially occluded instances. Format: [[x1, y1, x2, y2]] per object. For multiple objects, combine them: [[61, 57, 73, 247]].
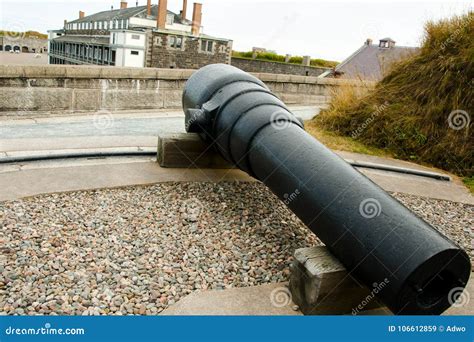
[[157, 133, 234, 169], [289, 246, 388, 315]]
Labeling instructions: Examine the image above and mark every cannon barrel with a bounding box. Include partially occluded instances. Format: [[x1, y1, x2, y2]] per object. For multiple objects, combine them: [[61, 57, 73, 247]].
[[182, 64, 470, 314]]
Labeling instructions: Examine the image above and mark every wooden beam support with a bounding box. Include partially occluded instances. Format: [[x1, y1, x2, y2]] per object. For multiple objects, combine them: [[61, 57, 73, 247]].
[[289, 246, 388, 315], [157, 133, 234, 169]]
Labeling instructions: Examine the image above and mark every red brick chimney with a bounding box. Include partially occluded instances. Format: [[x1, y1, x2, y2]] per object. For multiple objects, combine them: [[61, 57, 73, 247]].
[[120, 1, 128, 9], [181, 0, 187, 20], [157, 0, 167, 29], [191, 3, 202, 36], [147, 0, 152, 15], [79, 11, 85, 19]]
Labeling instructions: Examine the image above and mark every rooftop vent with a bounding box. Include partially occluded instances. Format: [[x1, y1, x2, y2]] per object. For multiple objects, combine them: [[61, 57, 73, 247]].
[[379, 37, 396, 48]]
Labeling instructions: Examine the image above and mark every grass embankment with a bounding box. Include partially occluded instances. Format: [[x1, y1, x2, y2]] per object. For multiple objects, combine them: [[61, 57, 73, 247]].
[[305, 119, 392, 158], [0, 30, 47, 39], [312, 12, 473, 178], [232, 50, 338, 68]]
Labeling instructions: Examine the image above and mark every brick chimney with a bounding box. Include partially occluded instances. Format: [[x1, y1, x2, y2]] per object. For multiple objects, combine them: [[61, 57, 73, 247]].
[[191, 2, 202, 36], [147, 0, 152, 15], [120, 1, 128, 9], [79, 11, 85, 19], [365, 38, 373, 45], [157, 0, 167, 29], [64, 19, 67, 28], [181, 0, 187, 20]]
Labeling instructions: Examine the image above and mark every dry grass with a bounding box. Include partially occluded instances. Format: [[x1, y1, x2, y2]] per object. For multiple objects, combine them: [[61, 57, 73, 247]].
[[314, 12, 473, 176], [305, 119, 393, 158]]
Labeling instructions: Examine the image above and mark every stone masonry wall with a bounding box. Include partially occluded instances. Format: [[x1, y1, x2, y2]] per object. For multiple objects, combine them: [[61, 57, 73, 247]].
[[0, 65, 372, 116], [231, 57, 329, 77], [149, 32, 232, 69]]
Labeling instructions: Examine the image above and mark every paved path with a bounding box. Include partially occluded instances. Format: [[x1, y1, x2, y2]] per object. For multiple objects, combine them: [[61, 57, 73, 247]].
[[0, 106, 320, 153]]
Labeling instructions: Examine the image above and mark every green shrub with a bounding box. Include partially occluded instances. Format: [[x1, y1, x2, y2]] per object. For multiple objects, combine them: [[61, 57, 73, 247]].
[[232, 50, 338, 68]]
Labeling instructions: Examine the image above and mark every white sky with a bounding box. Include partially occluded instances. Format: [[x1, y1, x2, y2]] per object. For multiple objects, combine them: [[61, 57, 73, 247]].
[[0, 0, 472, 61]]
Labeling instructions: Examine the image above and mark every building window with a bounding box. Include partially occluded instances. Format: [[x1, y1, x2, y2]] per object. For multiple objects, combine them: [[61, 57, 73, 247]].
[[112, 33, 116, 45], [166, 14, 174, 25], [131, 34, 140, 40], [131, 50, 139, 55], [118, 20, 122, 29], [201, 39, 213, 53], [168, 35, 183, 49]]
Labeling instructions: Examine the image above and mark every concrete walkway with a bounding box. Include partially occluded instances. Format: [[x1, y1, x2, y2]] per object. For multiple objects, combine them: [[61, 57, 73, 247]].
[[0, 107, 471, 203], [0, 148, 471, 203]]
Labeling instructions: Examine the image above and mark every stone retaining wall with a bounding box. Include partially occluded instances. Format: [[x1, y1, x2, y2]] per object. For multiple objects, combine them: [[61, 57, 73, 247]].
[[0, 65, 371, 116], [231, 57, 329, 77]]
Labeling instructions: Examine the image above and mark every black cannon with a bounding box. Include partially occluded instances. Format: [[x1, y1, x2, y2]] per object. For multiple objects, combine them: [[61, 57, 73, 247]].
[[182, 64, 471, 315]]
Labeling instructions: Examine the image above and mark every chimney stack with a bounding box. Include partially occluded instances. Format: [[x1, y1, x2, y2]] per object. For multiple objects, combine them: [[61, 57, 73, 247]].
[[64, 19, 67, 28], [302, 55, 311, 66], [120, 1, 128, 9], [157, 0, 167, 29], [147, 0, 152, 15], [191, 2, 202, 36], [365, 38, 373, 45], [181, 0, 188, 20], [79, 11, 85, 19]]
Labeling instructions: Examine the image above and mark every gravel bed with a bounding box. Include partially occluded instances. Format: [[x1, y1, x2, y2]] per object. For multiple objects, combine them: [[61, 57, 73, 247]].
[[0, 182, 472, 315]]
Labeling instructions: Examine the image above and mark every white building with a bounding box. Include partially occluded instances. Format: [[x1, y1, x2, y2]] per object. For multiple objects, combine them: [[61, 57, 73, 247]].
[[48, 0, 232, 68]]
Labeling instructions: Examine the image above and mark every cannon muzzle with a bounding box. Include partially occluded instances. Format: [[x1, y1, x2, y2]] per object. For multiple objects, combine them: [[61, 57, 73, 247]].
[[182, 64, 471, 315]]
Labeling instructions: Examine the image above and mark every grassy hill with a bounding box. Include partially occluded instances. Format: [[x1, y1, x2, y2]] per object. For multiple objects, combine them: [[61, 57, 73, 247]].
[[313, 12, 473, 176], [0, 30, 47, 39]]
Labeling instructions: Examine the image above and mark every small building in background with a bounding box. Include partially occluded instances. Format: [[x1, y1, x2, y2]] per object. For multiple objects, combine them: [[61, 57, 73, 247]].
[[320, 38, 419, 80], [48, 0, 232, 68]]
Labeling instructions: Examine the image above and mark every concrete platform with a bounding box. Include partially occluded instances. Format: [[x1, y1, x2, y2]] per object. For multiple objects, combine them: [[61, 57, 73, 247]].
[[0, 153, 472, 204], [0, 159, 252, 201], [162, 283, 302, 315], [162, 273, 474, 316]]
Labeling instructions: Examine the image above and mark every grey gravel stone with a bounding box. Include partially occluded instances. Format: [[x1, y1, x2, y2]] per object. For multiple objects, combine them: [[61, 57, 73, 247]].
[[0, 182, 472, 315]]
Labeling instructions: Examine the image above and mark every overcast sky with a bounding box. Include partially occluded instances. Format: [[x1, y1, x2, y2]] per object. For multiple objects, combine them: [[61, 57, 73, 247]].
[[0, 0, 472, 61]]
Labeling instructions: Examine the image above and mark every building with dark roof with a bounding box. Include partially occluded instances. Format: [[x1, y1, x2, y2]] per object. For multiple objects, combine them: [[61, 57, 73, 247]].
[[320, 38, 419, 80], [48, 0, 232, 68]]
